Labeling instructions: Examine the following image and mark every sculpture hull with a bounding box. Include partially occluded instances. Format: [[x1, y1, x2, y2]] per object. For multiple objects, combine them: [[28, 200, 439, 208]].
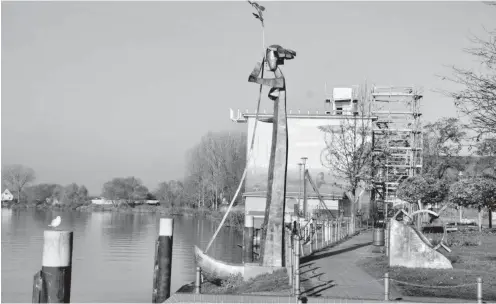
[[194, 246, 244, 280]]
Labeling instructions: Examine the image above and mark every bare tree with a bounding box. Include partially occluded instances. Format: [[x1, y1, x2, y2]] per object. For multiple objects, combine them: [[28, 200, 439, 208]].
[[320, 84, 374, 233], [441, 27, 496, 137], [184, 131, 246, 210], [1, 164, 36, 204]]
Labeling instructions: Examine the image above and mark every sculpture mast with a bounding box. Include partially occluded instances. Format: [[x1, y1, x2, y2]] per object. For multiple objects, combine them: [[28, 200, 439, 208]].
[[248, 42, 296, 266]]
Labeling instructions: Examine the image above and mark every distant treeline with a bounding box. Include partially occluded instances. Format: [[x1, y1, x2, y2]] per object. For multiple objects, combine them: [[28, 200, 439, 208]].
[[1, 131, 247, 211]]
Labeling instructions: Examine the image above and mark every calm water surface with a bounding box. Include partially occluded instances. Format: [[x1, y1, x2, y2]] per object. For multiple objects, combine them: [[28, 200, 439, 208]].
[[1, 208, 242, 303]]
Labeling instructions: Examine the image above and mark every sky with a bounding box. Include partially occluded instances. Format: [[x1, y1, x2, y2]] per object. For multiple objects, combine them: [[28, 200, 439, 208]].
[[2, 1, 496, 195]]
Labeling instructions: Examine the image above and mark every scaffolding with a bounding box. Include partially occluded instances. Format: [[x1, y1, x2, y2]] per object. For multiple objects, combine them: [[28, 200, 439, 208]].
[[371, 86, 423, 216]]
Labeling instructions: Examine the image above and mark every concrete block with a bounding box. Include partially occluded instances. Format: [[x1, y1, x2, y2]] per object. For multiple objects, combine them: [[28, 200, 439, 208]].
[[389, 219, 452, 269]]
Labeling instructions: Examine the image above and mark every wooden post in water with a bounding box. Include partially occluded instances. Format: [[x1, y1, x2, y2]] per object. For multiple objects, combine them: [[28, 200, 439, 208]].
[[32, 271, 44, 303], [243, 215, 254, 263], [153, 218, 174, 303], [40, 230, 74, 303]]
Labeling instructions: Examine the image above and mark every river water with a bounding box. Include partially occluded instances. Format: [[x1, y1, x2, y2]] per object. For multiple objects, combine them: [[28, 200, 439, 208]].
[[1, 208, 242, 303]]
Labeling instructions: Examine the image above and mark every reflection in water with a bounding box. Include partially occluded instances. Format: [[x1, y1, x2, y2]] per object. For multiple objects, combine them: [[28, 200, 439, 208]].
[[1, 210, 242, 303]]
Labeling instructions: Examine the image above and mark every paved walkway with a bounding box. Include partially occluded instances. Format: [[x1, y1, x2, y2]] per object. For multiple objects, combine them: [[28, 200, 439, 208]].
[[299, 230, 402, 301]]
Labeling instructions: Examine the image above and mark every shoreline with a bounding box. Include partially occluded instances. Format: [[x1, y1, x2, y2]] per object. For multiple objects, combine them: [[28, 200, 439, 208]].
[[2, 203, 246, 232]]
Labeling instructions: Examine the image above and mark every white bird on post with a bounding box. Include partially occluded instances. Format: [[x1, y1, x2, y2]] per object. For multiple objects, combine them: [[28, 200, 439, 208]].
[[48, 216, 61, 229]]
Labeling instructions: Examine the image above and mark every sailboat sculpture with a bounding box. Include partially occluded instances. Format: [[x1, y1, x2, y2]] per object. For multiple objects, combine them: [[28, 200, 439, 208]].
[[195, 27, 297, 278]]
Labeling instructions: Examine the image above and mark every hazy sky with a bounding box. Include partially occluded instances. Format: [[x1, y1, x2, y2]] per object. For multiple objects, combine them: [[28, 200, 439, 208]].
[[2, 1, 495, 194]]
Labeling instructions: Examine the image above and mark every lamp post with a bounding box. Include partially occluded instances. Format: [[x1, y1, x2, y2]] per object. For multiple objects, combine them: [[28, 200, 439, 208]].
[[301, 157, 308, 218], [298, 163, 303, 215]]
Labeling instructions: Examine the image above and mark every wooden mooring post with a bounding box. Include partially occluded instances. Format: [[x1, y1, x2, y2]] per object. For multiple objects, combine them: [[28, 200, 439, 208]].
[[33, 230, 74, 303], [152, 218, 174, 303], [243, 215, 254, 263]]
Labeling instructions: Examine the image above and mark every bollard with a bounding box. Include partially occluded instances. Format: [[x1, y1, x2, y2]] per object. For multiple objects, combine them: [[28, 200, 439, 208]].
[[153, 218, 174, 303], [294, 235, 301, 298], [384, 272, 390, 301], [39, 230, 74, 303], [477, 277, 482, 304], [243, 215, 254, 263], [195, 267, 201, 294]]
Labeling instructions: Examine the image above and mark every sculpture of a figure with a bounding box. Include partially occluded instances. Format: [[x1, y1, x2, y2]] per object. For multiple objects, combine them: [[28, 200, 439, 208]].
[[248, 44, 296, 266]]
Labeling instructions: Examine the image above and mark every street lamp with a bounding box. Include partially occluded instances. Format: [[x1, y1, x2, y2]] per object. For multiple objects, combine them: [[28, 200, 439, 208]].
[[301, 157, 308, 218], [298, 163, 303, 213]]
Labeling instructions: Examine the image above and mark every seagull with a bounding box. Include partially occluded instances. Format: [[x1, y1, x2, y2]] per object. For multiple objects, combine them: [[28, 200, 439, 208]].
[[48, 216, 61, 229]]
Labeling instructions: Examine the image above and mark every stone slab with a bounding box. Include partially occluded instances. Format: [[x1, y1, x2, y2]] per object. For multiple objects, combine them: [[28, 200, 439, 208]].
[[389, 219, 452, 269]]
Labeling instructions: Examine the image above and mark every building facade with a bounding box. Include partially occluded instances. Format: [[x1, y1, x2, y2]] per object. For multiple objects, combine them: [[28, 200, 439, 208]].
[[230, 86, 374, 228]]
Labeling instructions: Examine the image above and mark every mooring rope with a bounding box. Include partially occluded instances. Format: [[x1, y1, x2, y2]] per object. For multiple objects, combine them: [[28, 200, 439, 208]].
[[204, 3, 266, 254]]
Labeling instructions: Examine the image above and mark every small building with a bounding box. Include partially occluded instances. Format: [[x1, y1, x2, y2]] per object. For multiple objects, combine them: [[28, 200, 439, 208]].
[[1, 189, 14, 202]]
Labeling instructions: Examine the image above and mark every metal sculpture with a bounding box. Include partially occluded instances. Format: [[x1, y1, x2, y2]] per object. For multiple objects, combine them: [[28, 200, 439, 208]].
[[248, 44, 296, 266]]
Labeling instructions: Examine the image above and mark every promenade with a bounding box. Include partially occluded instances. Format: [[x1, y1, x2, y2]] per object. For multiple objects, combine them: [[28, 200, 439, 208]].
[[300, 230, 468, 303]]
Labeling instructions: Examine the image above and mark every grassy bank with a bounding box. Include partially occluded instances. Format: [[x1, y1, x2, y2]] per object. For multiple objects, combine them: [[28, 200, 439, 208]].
[[358, 228, 496, 301], [177, 269, 291, 296]]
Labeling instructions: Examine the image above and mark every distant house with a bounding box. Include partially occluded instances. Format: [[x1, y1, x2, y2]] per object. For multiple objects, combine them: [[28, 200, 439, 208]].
[[91, 198, 114, 205], [1, 189, 14, 202], [91, 198, 160, 206]]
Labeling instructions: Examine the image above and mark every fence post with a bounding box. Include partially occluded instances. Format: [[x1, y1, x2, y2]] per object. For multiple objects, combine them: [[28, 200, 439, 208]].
[[477, 277, 482, 304], [294, 235, 300, 298], [153, 218, 174, 303], [325, 220, 329, 246], [384, 272, 389, 301], [310, 222, 314, 253], [289, 224, 294, 288], [40, 230, 74, 303], [244, 215, 254, 263], [385, 221, 390, 257], [195, 267, 201, 294], [331, 220, 335, 243]]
